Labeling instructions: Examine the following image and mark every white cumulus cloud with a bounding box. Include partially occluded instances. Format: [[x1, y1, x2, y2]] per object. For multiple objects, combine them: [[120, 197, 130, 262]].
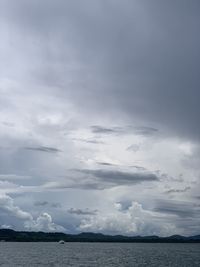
[[79, 201, 176, 236], [24, 212, 65, 232], [0, 193, 65, 232]]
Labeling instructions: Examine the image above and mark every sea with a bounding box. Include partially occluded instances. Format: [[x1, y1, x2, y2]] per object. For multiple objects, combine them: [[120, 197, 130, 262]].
[[0, 242, 200, 266]]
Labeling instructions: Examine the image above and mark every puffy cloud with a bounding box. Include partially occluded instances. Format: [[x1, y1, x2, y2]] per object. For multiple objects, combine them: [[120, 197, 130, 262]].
[[79, 201, 175, 236], [24, 212, 65, 232], [0, 194, 65, 232], [0, 194, 32, 220]]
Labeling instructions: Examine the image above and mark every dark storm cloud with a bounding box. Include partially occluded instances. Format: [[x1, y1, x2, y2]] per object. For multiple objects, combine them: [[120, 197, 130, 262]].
[[68, 208, 98, 216], [24, 146, 62, 153]]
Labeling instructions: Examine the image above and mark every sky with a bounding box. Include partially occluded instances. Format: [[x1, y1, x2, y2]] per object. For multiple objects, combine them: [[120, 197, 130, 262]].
[[0, 0, 200, 236]]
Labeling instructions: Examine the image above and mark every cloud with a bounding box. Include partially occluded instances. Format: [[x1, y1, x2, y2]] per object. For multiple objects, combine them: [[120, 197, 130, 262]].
[[73, 138, 105, 144], [0, 224, 12, 229], [24, 146, 62, 153], [96, 162, 117, 166], [127, 144, 140, 152], [76, 169, 159, 186], [1, 121, 15, 127], [0, 174, 31, 181], [91, 125, 158, 136], [165, 186, 191, 194], [0, 194, 32, 220], [43, 168, 159, 191], [130, 166, 147, 171], [34, 201, 61, 208], [51, 203, 61, 208], [154, 200, 200, 218], [24, 212, 65, 232], [0, 194, 65, 232], [68, 208, 98, 216], [131, 127, 159, 136], [91, 126, 123, 134], [34, 201, 48, 207], [79, 201, 175, 236], [0, 0, 200, 236], [0, 181, 21, 195], [1, 0, 200, 142]]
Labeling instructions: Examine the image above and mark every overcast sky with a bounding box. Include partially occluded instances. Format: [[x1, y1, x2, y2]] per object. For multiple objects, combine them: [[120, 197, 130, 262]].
[[0, 0, 200, 236]]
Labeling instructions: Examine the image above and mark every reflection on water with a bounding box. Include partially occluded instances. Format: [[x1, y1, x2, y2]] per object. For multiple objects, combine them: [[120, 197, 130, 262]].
[[0, 242, 200, 266]]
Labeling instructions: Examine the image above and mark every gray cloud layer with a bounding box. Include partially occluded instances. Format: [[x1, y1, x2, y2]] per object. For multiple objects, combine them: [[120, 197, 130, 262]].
[[0, 0, 200, 235], [154, 200, 200, 218], [1, 0, 198, 140]]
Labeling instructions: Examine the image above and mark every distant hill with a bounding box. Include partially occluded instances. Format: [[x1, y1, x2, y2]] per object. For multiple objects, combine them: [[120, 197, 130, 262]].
[[0, 229, 200, 242]]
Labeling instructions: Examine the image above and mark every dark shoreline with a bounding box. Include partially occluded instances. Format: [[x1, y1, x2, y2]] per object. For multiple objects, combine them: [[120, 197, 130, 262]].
[[0, 229, 200, 243]]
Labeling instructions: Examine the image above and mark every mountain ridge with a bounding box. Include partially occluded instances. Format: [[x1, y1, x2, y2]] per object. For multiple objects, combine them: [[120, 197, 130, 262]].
[[0, 229, 200, 242]]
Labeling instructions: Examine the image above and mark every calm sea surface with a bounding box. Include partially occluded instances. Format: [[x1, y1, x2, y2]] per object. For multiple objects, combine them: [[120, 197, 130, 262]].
[[0, 242, 200, 266]]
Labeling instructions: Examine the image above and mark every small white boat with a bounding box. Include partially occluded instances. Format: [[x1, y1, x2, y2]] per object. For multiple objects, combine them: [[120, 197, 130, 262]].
[[58, 240, 65, 244]]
